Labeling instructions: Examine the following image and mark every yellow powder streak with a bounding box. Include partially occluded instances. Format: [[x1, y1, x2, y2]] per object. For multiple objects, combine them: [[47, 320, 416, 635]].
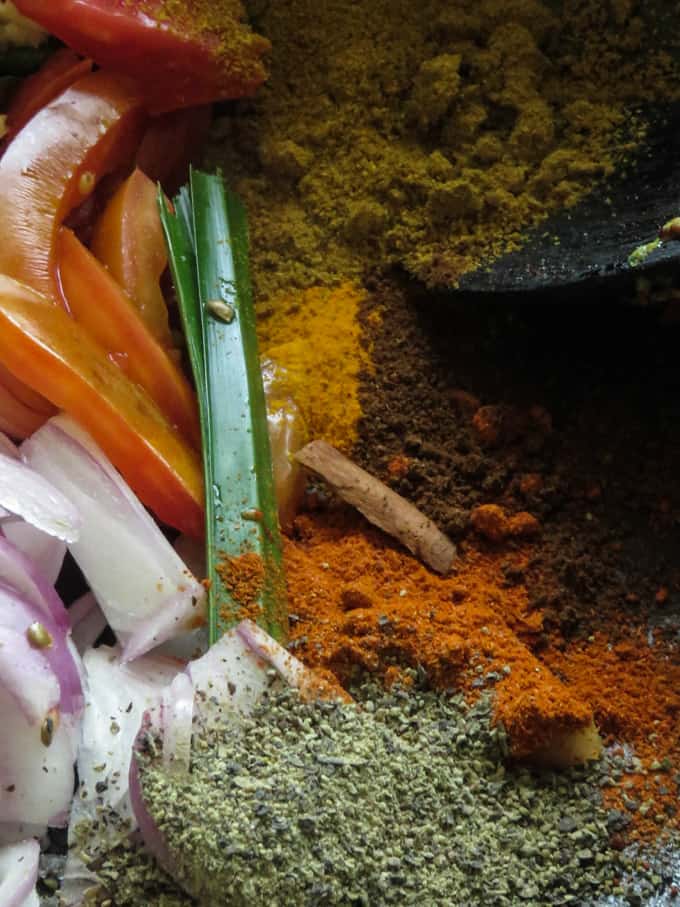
[[258, 283, 373, 450]]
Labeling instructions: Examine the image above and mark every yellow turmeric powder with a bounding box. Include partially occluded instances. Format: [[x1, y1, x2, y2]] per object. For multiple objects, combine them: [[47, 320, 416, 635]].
[[207, 0, 680, 297], [258, 283, 373, 451]]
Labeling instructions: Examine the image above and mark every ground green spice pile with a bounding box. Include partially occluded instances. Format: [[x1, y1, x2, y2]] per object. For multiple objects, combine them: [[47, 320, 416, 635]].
[[207, 0, 680, 300], [124, 682, 674, 907]]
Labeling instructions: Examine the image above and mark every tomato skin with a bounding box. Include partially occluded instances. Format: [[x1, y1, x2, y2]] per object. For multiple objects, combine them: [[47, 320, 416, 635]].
[[13, 0, 269, 113], [0, 362, 55, 417], [0, 275, 204, 537], [0, 70, 146, 302], [5, 49, 93, 142], [91, 168, 174, 350], [0, 370, 50, 440], [58, 227, 200, 449], [136, 106, 212, 193]]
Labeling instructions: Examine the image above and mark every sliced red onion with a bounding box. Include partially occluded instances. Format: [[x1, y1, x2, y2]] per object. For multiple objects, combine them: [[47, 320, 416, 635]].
[[0, 579, 82, 831], [0, 578, 82, 717], [23, 416, 205, 660], [0, 449, 80, 543], [0, 536, 69, 634], [128, 740, 173, 877], [71, 647, 181, 841], [68, 592, 108, 655], [236, 618, 313, 689], [2, 520, 66, 588], [159, 673, 193, 774], [62, 646, 183, 903], [0, 686, 78, 830], [0, 839, 39, 907], [0, 624, 59, 724], [120, 589, 204, 664], [0, 429, 67, 584]]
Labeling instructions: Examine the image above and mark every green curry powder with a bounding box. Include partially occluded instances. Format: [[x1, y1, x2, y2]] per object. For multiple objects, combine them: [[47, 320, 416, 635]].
[[126, 682, 659, 907], [206, 0, 680, 301]]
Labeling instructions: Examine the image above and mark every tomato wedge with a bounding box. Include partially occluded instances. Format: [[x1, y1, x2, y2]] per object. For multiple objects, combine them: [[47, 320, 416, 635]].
[[0, 69, 146, 301], [136, 106, 212, 193], [4, 49, 93, 142], [0, 275, 204, 537], [0, 371, 50, 440], [0, 362, 55, 417], [13, 0, 270, 113], [58, 227, 200, 448], [91, 168, 174, 350]]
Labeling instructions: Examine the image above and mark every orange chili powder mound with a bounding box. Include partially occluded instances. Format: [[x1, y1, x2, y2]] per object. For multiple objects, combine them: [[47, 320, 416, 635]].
[[284, 508, 593, 760], [284, 506, 680, 840], [217, 551, 265, 623], [542, 629, 680, 842]]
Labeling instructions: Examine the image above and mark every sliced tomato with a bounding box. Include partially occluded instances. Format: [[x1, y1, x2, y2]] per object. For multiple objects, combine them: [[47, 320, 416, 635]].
[[0, 275, 204, 536], [4, 49, 93, 142], [136, 106, 212, 193], [0, 69, 146, 302], [0, 372, 50, 440], [58, 227, 200, 449], [91, 168, 174, 350], [13, 1, 270, 113], [0, 362, 56, 416]]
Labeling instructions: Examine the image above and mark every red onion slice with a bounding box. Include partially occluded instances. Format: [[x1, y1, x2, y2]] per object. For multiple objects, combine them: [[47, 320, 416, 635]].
[[128, 739, 173, 877], [71, 647, 182, 839], [159, 673, 194, 774], [0, 689, 78, 829], [0, 449, 80, 543], [0, 536, 69, 634], [62, 646, 183, 902], [0, 579, 82, 717], [0, 624, 59, 724], [2, 520, 66, 588], [236, 618, 313, 689], [23, 416, 205, 660], [0, 839, 39, 907], [0, 581, 82, 830]]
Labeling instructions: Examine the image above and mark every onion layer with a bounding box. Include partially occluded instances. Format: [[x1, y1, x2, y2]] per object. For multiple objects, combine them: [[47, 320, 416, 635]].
[[0, 839, 40, 907], [23, 415, 205, 660]]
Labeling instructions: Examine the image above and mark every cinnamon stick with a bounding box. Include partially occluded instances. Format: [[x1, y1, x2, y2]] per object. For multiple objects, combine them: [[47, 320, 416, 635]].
[[295, 440, 456, 574]]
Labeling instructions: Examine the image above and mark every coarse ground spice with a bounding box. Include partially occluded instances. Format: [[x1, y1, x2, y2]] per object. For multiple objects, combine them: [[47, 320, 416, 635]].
[[206, 0, 680, 298], [145, 0, 270, 96], [347, 276, 680, 842], [133, 681, 655, 907], [81, 839, 192, 907], [284, 507, 600, 764], [258, 283, 374, 450], [541, 630, 680, 843], [216, 551, 265, 623]]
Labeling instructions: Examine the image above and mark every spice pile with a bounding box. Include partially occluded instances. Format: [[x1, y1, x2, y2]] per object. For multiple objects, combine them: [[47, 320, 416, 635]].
[[257, 283, 373, 451], [28, 1, 679, 903], [208, 0, 680, 297], [99, 683, 670, 907], [344, 278, 680, 841]]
